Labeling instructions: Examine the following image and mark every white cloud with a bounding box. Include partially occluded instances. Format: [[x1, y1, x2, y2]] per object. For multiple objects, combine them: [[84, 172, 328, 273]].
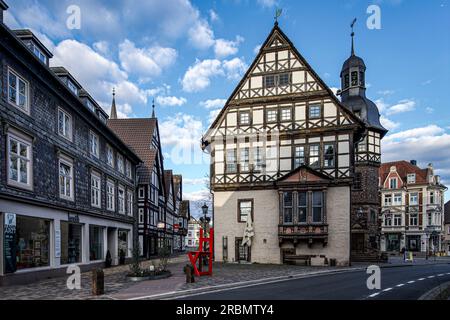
[[208, 109, 222, 126], [181, 59, 224, 92], [257, 0, 278, 8], [93, 41, 110, 56], [330, 87, 340, 96], [374, 98, 389, 114], [384, 125, 444, 142], [100, 102, 133, 119], [386, 99, 416, 115], [181, 58, 247, 92], [4, 11, 21, 29], [156, 96, 187, 107], [183, 189, 211, 202], [380, 115, 400, 131], [377, 90, 395, 96], [51, 39, 150, 113], [209, 9, 219, 22], [188, 20, 215, 50], [184, 178, 209, 186], [118, 39, 177, 81], [422, 79, 432, 86], [222, 57, 247, 80], [426, 107, 434, 114], [214, 36, 244, 58], [201, 99, 227, 109], [382, 125, 450, 187], [159, 113, 204, 148]]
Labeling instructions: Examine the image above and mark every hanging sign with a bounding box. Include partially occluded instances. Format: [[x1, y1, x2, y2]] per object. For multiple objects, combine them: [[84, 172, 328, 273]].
[[4, 213, 17, 274]]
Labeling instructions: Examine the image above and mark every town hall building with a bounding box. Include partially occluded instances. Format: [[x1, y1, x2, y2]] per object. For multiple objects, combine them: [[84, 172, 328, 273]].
[[202, 21, 386, 266]]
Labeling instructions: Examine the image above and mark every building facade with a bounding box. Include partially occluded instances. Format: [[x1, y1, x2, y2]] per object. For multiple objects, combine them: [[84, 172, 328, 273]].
[[379, 161, 447, 255], [0, 11, 139, 285], [186, 218, 201, 249], [444, 201, 450, 255], [201, 22, 385, 266], [178, 200, 190, 251]]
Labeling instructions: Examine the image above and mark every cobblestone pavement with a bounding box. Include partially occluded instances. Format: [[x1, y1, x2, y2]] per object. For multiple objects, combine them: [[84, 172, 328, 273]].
[[0, 255, 188, 300]]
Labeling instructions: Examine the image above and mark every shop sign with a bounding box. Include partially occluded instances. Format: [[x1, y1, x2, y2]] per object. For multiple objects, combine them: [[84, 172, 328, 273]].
[[157, 222, 165, 230], [4, 213, 17, 274], [174, 224, 180, 232]]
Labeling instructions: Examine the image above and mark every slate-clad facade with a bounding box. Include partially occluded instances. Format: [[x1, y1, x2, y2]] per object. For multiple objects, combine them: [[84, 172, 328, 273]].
[[0, 4, 140, 285]]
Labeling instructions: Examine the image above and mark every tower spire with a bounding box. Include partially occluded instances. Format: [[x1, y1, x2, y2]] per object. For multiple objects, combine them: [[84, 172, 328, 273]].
[[350, 18, 357, 56], [151, 98, 156, 118], [110, 87, 118, 119]]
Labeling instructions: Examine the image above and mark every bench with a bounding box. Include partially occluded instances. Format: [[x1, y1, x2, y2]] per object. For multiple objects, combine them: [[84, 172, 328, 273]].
[[283, 255, 311, 266]]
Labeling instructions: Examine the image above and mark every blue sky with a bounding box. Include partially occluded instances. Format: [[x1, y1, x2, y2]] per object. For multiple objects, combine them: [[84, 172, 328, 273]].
[[3, 0, 450, 212]]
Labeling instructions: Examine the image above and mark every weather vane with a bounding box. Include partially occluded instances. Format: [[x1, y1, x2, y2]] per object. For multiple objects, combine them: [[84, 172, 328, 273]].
[[350, 18, 357, 37], [275, 8, 283, 24]]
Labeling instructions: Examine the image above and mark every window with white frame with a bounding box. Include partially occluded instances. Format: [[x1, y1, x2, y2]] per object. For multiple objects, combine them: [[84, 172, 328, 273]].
[[58, 108, 72, 141], [409, 193, 419, 205], [309, 144, 320, 168], [118, 186, 125, 214], [89, 131, 99, 158], [117, 154, 124, 174], [28, 42, 47, 64], [309, 104, 321, 119], [430, 192, 435, 204], [240, 148, 250, 172], [280, 108, 291, 121], [385, 214, 392, 226], [7, 130, 32, 189], [384, 195, 392, 206], [393, 193, 402, 205], [8, 68, 29, 112], [266, 109, 278, 122], [126, 160, 132, 179], [239, 112, 250, 125], [106, 145, 114, 168], [139, 187, 145, 199], [394, 214, 402, 226], [389, 178, 398, 189], [409, 214, 418, 226], [407, 174, 416, 184], [127, 191, 133, 216], [254, 147, 263, 171], [91, 172, 101, 208], [226, 149, 237, 173], [59, 155, 74, 201], [323, 144, 335, 168], [294, 146, 305, 168], [106, 180, 115, 211]]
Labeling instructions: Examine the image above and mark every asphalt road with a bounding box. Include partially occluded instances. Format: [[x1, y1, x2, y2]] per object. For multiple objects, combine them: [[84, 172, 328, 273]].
[[177, 263, 450, 300]]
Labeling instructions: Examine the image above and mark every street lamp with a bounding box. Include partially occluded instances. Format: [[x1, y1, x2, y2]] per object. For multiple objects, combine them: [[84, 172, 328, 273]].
[[424, 227, 431, 260]]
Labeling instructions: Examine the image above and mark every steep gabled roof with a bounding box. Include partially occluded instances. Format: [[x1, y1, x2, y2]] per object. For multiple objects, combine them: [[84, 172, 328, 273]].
[[180, 200, 191, 219], [203, 22, 365, 140], [379, 161, 429, 186], [107, 118, 158, 184], [173, 174, 182, 198], [164, 170, 174, 203]]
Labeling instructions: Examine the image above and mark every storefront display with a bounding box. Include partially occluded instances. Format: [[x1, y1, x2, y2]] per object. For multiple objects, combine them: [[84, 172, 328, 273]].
[[15, 216, 50, 270], [61, 222, 82, 265], [89, 225, 104, 261]]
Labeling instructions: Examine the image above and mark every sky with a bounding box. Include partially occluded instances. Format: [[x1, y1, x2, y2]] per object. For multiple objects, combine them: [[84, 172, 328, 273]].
[[3, 0, 450, 215]]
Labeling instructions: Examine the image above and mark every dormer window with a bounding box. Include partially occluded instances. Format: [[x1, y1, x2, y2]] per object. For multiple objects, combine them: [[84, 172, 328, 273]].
[[28, 42, 47, 64], [67, 80, 78, 95], [407, 174, 416, 184], [86, 100, 96, 113]]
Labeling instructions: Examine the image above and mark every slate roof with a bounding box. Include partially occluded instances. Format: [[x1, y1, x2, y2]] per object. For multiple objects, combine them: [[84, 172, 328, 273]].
[[379, 161, 429, 186], [164, 170, 173, 200], [173, 175, 182, 197], [107, 118, 157, 184]]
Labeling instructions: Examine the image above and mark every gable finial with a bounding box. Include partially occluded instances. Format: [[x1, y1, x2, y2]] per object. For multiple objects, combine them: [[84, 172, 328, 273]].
[[274, 8, 282, 25], [350, 18, 357, 56], [151, 98, 156, 118]]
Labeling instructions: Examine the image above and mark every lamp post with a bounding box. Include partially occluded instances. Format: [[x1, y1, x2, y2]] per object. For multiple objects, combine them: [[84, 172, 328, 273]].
[[424, 227, 431, 260]]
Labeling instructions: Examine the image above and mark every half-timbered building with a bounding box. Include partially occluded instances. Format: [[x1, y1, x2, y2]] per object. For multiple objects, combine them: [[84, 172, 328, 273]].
[[202, 22, 385, 266], [107, 106, 167, 258]]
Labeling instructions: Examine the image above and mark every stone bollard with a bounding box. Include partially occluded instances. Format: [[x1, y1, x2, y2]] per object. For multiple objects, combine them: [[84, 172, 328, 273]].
[[183, 264, 195, 283], [92, 268, 105, 296]]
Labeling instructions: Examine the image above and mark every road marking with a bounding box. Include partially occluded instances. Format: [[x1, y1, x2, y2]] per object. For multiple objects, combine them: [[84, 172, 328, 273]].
[[428, 276, 435, 279], [437, 274, 444, 277], [369, 292, 381, 298], [383, 287, 393, 292], [396, 284, 405, 287], [418, 278, 425, 281], [408, 280, 415, 284], [447, 273, 450, 275]]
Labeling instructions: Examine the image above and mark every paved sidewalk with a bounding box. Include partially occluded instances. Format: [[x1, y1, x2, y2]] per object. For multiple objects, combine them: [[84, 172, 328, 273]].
[[0, 255, 188, 300]]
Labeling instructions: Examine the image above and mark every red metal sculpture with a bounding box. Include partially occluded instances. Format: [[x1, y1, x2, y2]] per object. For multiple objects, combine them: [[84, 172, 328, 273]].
[[188, 227, 214, 276]]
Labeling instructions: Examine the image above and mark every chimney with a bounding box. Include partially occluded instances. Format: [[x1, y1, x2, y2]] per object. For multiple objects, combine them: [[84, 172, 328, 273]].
[[0, 1, 8, 24], [410, 160, 417, 166]]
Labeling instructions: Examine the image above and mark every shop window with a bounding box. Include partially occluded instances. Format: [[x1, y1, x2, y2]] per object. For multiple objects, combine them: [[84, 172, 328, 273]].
[[15, 216, 50, 270], [89, 226, 104, 261], [118, 230, 129, 258], [61, 222, 82, 265]]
